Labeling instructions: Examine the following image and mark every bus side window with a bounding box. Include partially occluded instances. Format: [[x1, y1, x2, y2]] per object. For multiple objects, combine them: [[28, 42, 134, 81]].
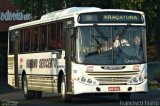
[[20, 29, 24, 53], [31, 27, 38, 51], [9, 31, 14, 54], [39, 25, 47, 51], [24, 28, 31, 52], [48, 23, 56, 50], [57, 22, 63, 49]]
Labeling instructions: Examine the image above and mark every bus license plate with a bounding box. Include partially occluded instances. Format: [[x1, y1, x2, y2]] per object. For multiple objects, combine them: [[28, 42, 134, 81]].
[[108, 87, 120, 91]]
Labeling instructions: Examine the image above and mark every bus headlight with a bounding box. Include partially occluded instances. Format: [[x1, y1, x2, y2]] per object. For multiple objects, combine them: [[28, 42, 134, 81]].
[[128, 75, 145, 85], [78, 76, 98, 85], [87, 79, 92, 84], [81, 77, 86, 82]]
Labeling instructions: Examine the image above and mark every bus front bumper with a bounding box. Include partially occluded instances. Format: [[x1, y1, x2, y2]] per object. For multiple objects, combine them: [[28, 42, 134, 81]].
[[73, 80, 148, 95]]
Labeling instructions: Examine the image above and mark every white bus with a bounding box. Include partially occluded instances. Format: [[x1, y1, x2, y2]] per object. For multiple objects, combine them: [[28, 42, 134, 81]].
[[8, 7, 147, 102]]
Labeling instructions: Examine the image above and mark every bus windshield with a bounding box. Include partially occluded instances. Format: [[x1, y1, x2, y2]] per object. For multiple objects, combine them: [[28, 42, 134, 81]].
[[76, 26, 146, 65]]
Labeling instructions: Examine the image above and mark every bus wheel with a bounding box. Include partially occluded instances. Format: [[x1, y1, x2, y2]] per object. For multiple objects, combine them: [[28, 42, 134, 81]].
[[22, 74, 34, 99], [61, 76, 72, 102], [118, 93, 131, 101]]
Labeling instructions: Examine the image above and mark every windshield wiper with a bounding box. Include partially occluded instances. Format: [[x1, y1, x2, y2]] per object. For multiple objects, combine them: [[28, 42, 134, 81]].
[[86, 24, 111, 57], [93, 23, 110, 40], [86, 34, 101, 57], [118, 23, 131, 40]]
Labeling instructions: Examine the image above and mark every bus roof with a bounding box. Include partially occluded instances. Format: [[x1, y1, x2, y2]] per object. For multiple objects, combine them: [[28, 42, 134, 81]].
[[40, 7, 101, 20], [9, 7, 144, 30]]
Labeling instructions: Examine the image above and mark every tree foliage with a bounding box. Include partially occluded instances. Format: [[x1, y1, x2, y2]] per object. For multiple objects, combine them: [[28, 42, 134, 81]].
[[11, 0, 64, 19], [11, 0, 118, 19]]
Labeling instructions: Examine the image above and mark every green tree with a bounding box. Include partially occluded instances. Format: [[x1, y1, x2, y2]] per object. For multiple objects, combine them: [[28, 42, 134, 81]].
[[11, 0, 116, 19], [11, 0, 64, 19], [64, 0, 115, 8]]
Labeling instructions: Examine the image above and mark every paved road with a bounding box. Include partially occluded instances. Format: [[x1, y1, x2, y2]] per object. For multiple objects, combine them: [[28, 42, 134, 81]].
[[0, 85, 160, 106]]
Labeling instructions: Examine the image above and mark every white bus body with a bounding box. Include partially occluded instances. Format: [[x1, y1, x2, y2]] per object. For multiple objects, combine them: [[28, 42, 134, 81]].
[[8, 7, 147, 101]]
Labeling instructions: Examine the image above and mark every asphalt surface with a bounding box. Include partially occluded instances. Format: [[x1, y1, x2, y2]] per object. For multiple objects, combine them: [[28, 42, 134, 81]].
[[0, 84, 160, 106]]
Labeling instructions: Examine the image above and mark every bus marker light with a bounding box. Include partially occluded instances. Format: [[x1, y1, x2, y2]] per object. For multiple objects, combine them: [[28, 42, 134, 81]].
[[86, 66, 93, 72], [133, 65, 140, 71]]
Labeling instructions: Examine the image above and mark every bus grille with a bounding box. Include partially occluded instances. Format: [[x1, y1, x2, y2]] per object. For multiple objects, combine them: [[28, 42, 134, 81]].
[[87, 71, 139, 85]]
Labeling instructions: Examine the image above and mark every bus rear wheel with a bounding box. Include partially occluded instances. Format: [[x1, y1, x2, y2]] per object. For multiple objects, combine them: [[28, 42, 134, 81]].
[[61, 76, 72, 102], [22, 74, 42, 99]]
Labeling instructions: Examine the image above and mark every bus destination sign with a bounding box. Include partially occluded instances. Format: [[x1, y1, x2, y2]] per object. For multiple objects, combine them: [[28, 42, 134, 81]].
[[78, 12, 144, 24]]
